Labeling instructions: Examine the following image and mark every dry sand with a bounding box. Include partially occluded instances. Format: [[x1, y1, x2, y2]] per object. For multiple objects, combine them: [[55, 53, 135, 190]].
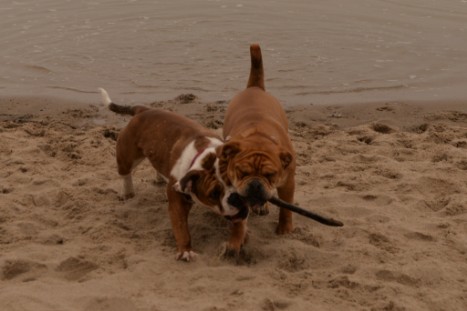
[[0, 95, 466, 311]]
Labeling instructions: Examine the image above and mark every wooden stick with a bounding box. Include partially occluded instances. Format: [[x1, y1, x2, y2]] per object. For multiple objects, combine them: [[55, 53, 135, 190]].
[[268, 197, 344, 227]]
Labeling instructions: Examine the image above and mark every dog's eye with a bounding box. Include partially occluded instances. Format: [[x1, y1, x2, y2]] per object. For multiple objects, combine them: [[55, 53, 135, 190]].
[[264, 172, 276, 180], [209, 187, 221, 200], [237, 169, 249, 179]]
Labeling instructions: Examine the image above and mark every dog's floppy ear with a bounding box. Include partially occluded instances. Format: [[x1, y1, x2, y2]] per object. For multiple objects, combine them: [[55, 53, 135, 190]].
[[175, 170, 202, 194], [279, 151, 293, 169], [217, 142, 241, 161]]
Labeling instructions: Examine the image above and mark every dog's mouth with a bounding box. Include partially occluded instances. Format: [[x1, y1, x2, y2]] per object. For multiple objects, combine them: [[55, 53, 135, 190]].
[[226, 192, 269, 218], [224, 192, 249, 222], [243, 179, 270, 215], [250, 203, 269, 216], [243, 195, 269, 216], [225, 176, 273, 220]]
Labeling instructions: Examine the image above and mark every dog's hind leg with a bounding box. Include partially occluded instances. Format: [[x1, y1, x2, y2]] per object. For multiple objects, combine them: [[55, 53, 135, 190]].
[[121, 173, 135, 199], [116, 131, 144, 199]]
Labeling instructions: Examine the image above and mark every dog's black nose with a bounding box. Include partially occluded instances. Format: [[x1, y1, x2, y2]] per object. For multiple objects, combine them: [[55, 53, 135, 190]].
[[248, 179, 262, 193], [246, 179, 267, 205]]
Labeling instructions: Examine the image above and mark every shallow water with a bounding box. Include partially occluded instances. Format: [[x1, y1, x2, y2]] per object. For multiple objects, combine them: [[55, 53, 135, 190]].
[[1, 0, 467, 106]]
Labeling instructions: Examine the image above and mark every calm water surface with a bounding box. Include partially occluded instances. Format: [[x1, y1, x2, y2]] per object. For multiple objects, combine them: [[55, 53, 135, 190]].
[[1, 0, 467, 106]]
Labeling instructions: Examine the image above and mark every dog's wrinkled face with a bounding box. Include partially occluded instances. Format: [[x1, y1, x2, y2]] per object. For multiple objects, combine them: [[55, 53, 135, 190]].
[[216, 141, 293, 212], [175, 152, 248, 220]]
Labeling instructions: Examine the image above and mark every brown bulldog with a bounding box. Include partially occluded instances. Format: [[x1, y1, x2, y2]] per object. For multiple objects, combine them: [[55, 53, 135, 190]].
[[216, 44, 296, 254], [99, 88, 246, 261]]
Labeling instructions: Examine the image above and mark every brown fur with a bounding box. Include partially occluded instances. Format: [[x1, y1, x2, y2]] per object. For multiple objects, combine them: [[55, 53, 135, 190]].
[[107, 98, 224, 260], [217, 44, 297, 254]]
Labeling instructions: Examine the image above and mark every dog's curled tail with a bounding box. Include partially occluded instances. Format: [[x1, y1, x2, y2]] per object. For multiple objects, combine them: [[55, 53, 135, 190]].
[[98, 88, 148, 116], [247, 44, 265, 91]]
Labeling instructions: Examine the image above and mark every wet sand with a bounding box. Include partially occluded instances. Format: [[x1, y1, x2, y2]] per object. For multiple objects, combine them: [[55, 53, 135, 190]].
[[1, 95, 466, 310]]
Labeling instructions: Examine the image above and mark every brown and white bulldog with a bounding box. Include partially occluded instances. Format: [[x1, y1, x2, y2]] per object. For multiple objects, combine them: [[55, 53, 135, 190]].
[[99, 88, 246, 261], [216, 44, 296, 254]]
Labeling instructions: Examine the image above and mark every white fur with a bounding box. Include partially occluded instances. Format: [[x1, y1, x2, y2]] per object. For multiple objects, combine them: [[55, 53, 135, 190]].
[[122, 174, 134, 198], [120, 158, 145, 198], [170, 137, 240, 216], [173, 181, 183, 192], [177, 250, 197, 262], [170, 137, 222, 180], [190, 147, 218, 170], [215, 158, 240, 216], [170, 141, 198, 181], [98, 87, 112, 107]]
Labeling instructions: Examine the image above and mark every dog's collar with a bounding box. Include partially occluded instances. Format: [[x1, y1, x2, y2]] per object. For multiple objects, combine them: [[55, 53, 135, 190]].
[[189, 148, 206, 169], [188, 137, 222, 170]]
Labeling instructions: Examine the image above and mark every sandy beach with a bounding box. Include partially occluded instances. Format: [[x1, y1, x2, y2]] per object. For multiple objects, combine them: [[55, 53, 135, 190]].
[[1, 95, 466, 310], [1, 0, 467, 310]]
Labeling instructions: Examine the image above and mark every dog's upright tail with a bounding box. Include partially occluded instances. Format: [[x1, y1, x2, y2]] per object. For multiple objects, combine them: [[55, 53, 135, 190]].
[[247, 44, 265, 91], [98, 88, 148, 116]]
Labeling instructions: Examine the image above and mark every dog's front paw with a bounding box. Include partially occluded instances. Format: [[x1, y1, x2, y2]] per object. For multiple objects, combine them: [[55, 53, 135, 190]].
[[218, 242, 241, 259], [218, 242, 253, 265], [176, 250, 197, 262], [276, 212, 293, 235], [118, 192, 135, 201], [276, 223, 293, 235]]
